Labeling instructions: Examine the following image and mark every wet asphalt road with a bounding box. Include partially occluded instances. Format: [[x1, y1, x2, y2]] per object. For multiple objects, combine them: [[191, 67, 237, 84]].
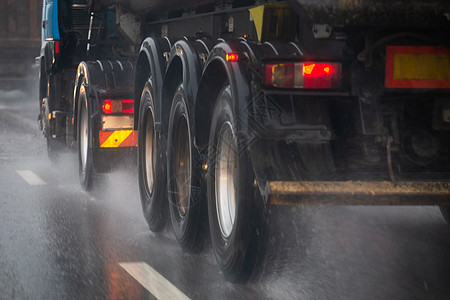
[[1, 90, 450, 300]]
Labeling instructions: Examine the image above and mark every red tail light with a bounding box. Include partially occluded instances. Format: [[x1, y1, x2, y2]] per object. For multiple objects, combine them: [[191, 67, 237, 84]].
[[55, 41, 60, 54], [102, 99, 134, 114], [265, 62, 342, 89], [303, 63, 333, 76], [122, 100, 134, 113]]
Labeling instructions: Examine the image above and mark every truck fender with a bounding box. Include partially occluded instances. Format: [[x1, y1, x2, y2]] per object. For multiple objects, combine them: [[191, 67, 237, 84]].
[[194, 41, 253, 151], [134, 37, 171, 128], [72, 60, 134, 142], [161, 38, 215, 251], [161, 39, 210, 135]]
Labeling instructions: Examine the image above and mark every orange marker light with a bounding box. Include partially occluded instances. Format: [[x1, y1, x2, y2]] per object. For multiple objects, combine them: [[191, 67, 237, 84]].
[[303, 63, 315, 75], [102, 99, 134, 114], [226, 53, 239, 62], [102, 100, 112, 114]]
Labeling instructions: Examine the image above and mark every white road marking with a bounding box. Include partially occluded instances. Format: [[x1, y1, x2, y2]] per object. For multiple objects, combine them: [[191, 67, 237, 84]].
[[16, 170, 47, 186], [119, 262, 191, 300]]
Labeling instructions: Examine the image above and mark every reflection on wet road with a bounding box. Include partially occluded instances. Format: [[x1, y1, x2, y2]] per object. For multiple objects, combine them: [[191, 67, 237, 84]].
[[1, 92, 450, 299]]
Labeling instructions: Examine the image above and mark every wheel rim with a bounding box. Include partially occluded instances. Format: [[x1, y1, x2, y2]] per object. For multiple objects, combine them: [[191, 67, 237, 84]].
[[173, 112, 190, 216], [144, 106, 156, 196], [215, 121, 237, 238], [80, 98, 88, 171]]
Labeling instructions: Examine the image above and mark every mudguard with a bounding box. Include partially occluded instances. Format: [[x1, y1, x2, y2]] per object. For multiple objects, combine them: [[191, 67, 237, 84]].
[[195, 40, 253, 150], [162, 38, 212, 132], [134, 37, 172, 128], [73, 60, 134, 144]]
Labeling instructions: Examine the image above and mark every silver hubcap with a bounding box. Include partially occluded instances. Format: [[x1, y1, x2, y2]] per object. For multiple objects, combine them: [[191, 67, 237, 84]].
[[215, 121, 237, 238], [174, 114, 190, 215], [80, 99, 88, 171], [144, 107, 155, 195]]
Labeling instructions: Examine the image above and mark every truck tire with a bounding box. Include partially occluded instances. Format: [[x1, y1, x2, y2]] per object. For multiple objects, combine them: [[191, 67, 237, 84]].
[[43, 75, 61, 163], [439, 206, 450, 224], [77, 80, 95, 190], [207, 85, 261, 283], [43, 96, 60, 163], [138, 83, 167, 232], [167, 84, 204, 252], [47, 136, 61, 163]]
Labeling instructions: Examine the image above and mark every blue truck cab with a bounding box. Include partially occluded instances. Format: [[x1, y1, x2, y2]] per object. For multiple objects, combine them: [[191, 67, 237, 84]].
[[42, 0, 60, 41], [40, 0, 60, 72], [38, 0, 61, 156]]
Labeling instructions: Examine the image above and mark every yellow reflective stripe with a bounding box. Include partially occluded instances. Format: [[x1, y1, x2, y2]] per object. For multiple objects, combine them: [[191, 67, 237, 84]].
[[100, 130, 133, 148], [393, 54, 450, 81]]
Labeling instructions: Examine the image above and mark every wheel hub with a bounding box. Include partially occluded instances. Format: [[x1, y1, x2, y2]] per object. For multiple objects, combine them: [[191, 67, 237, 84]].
[[144, 107, 156, 196], [215, 121, 237, 238], [80, 99, 88, 171], [173, 114, 190, 216]]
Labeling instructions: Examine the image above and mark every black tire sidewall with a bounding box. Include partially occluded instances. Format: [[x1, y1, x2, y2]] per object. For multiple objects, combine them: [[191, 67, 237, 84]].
[[207, 85, 259, 282], [47, 136, 61, 163], [167, 85, 203, 252], [439, 206, 450, 224], [42, 74, 56, 138], [77, 80, 94, 190], [138, 82, 167, 232], [45, 74, 62, 162]]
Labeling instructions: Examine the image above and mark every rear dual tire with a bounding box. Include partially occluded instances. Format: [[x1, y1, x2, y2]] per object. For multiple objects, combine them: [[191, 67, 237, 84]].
[[138, 83, 167, 232], [167, 84, 204, 252], [77, 80, 95, 191], [137, 81, 263, 280], [47, 136, 62, 163], [42, 74, 62, 163], [137, 82, 206, 250], [207, 85, 263, 283]]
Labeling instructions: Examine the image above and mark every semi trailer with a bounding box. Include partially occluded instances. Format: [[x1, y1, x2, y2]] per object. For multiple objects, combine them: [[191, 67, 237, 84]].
[[38, 0, 450, 282]]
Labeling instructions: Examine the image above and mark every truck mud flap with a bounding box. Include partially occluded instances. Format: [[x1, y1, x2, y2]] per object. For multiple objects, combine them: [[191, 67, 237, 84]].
[[266, 181, 450, 205], [93, 146, 137, 173]]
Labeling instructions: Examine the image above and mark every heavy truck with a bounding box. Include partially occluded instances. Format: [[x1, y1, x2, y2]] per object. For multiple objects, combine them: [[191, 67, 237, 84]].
[[38, 0, 450, 282]]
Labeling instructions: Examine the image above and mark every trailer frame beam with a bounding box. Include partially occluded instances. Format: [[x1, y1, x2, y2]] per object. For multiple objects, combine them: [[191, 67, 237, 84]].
[[267, 181, 450, 205]]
